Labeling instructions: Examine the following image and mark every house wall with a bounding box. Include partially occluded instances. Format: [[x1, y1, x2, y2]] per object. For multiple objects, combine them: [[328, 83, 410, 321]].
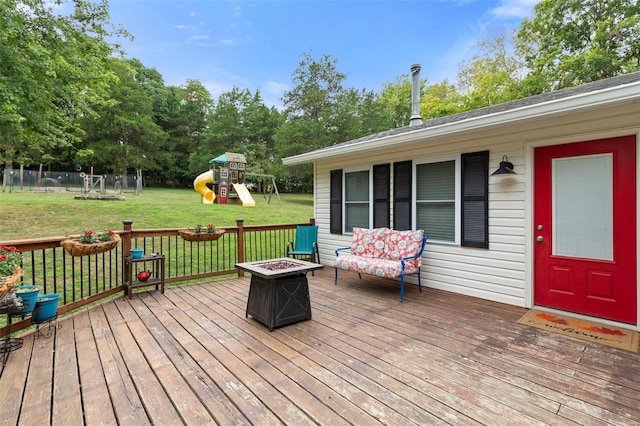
[[312, 102, 640, 309]]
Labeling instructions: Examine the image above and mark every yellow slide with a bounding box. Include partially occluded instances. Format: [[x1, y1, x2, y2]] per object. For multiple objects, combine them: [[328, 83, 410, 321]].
[[193, 170, 216, 204], [232, 183, 256, 207]]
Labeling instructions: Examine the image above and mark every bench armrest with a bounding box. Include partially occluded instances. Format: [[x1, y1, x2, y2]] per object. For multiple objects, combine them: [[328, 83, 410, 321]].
[[400, 235, 428, 260], [400, 235, 428, 262], [335, 246, 351, 256]]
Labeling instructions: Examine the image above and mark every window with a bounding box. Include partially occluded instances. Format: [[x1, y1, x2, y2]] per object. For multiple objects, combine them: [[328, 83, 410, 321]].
[[344, 169, 370, 232], [416, 159, 457, 242], [330, 151, 487, 244], [330, 165, 390, 233], [414, 151, 489, 247]]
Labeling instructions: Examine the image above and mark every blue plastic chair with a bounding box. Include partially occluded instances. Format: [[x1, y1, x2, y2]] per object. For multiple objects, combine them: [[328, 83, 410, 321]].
[[287, 226, 319, 271]]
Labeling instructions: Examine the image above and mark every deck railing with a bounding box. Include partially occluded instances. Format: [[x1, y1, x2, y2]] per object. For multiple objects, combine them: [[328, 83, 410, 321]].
[[1, 218, 315, 336]]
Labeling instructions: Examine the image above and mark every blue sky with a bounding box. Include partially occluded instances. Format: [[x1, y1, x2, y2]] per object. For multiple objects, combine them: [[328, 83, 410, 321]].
[[107, 0, 538, 109]]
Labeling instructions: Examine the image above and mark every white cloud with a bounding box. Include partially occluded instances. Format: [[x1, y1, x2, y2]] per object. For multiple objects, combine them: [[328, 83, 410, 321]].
[[197, 37, 252, 47], [173, 24, 198, 31], [201, 76, 286, 109], [260, 81, 288, 109], [492, 0, 538, 20], [218, 38, 237, 46], [204, 81, 235, 101]]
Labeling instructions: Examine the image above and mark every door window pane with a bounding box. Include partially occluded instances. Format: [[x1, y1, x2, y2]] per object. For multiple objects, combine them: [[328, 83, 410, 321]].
[[553, 154, 613, 260]]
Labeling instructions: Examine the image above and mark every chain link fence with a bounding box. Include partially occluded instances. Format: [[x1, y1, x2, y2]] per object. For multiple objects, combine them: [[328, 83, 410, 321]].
[[1, 169, 142, 194]]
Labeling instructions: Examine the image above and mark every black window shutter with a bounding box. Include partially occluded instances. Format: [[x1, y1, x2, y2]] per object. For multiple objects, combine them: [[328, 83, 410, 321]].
[[330, 169, 343, 234], [393, 161, 412, 231], [373, 164, 390, 228], [461, 151, 489, 248]]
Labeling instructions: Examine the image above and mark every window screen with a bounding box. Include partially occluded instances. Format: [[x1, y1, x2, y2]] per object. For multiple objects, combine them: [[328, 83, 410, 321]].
[[416, 160, 455, 241], [345, 170, 370, 231]]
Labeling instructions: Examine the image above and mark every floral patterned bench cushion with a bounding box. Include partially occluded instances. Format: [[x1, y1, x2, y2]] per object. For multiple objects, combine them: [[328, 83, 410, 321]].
[[334, 254, 421, 278], [383, 229, 425, 270], [335, 228, 425, 278], [350, 227, 387, 258]]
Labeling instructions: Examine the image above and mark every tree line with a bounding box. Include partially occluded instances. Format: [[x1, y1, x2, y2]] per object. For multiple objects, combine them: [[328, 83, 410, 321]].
[[2, 0, 639, 191]]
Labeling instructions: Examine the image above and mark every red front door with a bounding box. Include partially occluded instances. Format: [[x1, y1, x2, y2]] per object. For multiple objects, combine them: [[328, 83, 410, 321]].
[[534, 136, 637, 325]]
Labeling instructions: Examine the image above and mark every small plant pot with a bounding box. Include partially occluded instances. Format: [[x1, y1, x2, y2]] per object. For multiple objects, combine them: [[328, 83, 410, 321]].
[[32, 294, 61, 323], [131, 248, 144, 259], [14, 285, 42, 315]]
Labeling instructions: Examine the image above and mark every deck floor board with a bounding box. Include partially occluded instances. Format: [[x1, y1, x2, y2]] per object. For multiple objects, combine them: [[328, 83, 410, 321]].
[[1, 268, 639, 425]]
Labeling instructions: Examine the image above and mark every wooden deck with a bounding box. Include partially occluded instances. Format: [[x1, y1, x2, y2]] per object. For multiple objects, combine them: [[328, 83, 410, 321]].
[[1, 268, 639, 425]]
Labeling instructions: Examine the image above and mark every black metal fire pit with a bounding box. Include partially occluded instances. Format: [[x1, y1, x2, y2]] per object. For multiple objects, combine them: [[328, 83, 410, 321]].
[[236, 258, 323, 331]]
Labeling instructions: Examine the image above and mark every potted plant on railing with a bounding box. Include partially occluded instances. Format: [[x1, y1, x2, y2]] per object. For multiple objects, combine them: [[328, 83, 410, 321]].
[[60, 230, 121, 256], [178, 224, 225, 242], [0, 245, 23, 304]]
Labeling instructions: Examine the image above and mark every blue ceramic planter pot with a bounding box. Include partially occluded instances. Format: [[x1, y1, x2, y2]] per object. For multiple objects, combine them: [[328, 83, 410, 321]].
[[131, 248, 143, 259], [14, 285, 42, 314], [32, 294, 60, 323]]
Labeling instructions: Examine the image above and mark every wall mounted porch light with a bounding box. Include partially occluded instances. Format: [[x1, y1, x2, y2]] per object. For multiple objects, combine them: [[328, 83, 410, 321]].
[[491, 155, 516, 176]]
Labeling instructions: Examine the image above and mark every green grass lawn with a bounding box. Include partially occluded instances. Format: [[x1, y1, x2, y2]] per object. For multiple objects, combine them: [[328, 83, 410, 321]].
[[0, 189, 314, 240]]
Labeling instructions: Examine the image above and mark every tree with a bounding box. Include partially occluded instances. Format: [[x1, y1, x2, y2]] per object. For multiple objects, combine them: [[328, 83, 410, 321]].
[[0, 0, 127, 170], [276, 51, 356, 151], [274, 51, 391, 190], [375, 74, 415, 128], [516, 0, 640, 93], [198, 87, 281, 181], [80, 58, 166, 183], [457, 32, 524, 109], [242, 91, 282, 177], [162, 80, 213, 187], [376, 74, 464, 125], [422, 80, 465, 118]]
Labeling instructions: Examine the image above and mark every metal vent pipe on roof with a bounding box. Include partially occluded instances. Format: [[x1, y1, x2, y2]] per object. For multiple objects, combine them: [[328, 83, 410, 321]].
[[409, 63, 423, 127]]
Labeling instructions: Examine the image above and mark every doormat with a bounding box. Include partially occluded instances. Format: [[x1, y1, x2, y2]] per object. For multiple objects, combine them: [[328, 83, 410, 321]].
[[518, 309, 639, 352]]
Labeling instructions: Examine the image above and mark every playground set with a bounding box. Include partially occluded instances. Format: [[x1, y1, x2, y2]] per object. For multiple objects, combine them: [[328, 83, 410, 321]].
[[193, 152, 279, 207]]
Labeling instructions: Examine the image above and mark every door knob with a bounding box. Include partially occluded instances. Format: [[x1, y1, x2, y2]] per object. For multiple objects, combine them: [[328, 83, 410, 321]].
[[536, 236, 544, 242]]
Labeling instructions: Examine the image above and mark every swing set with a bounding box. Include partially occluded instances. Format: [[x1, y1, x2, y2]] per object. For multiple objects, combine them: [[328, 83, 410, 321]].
[[245, 173, 281, 205]]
